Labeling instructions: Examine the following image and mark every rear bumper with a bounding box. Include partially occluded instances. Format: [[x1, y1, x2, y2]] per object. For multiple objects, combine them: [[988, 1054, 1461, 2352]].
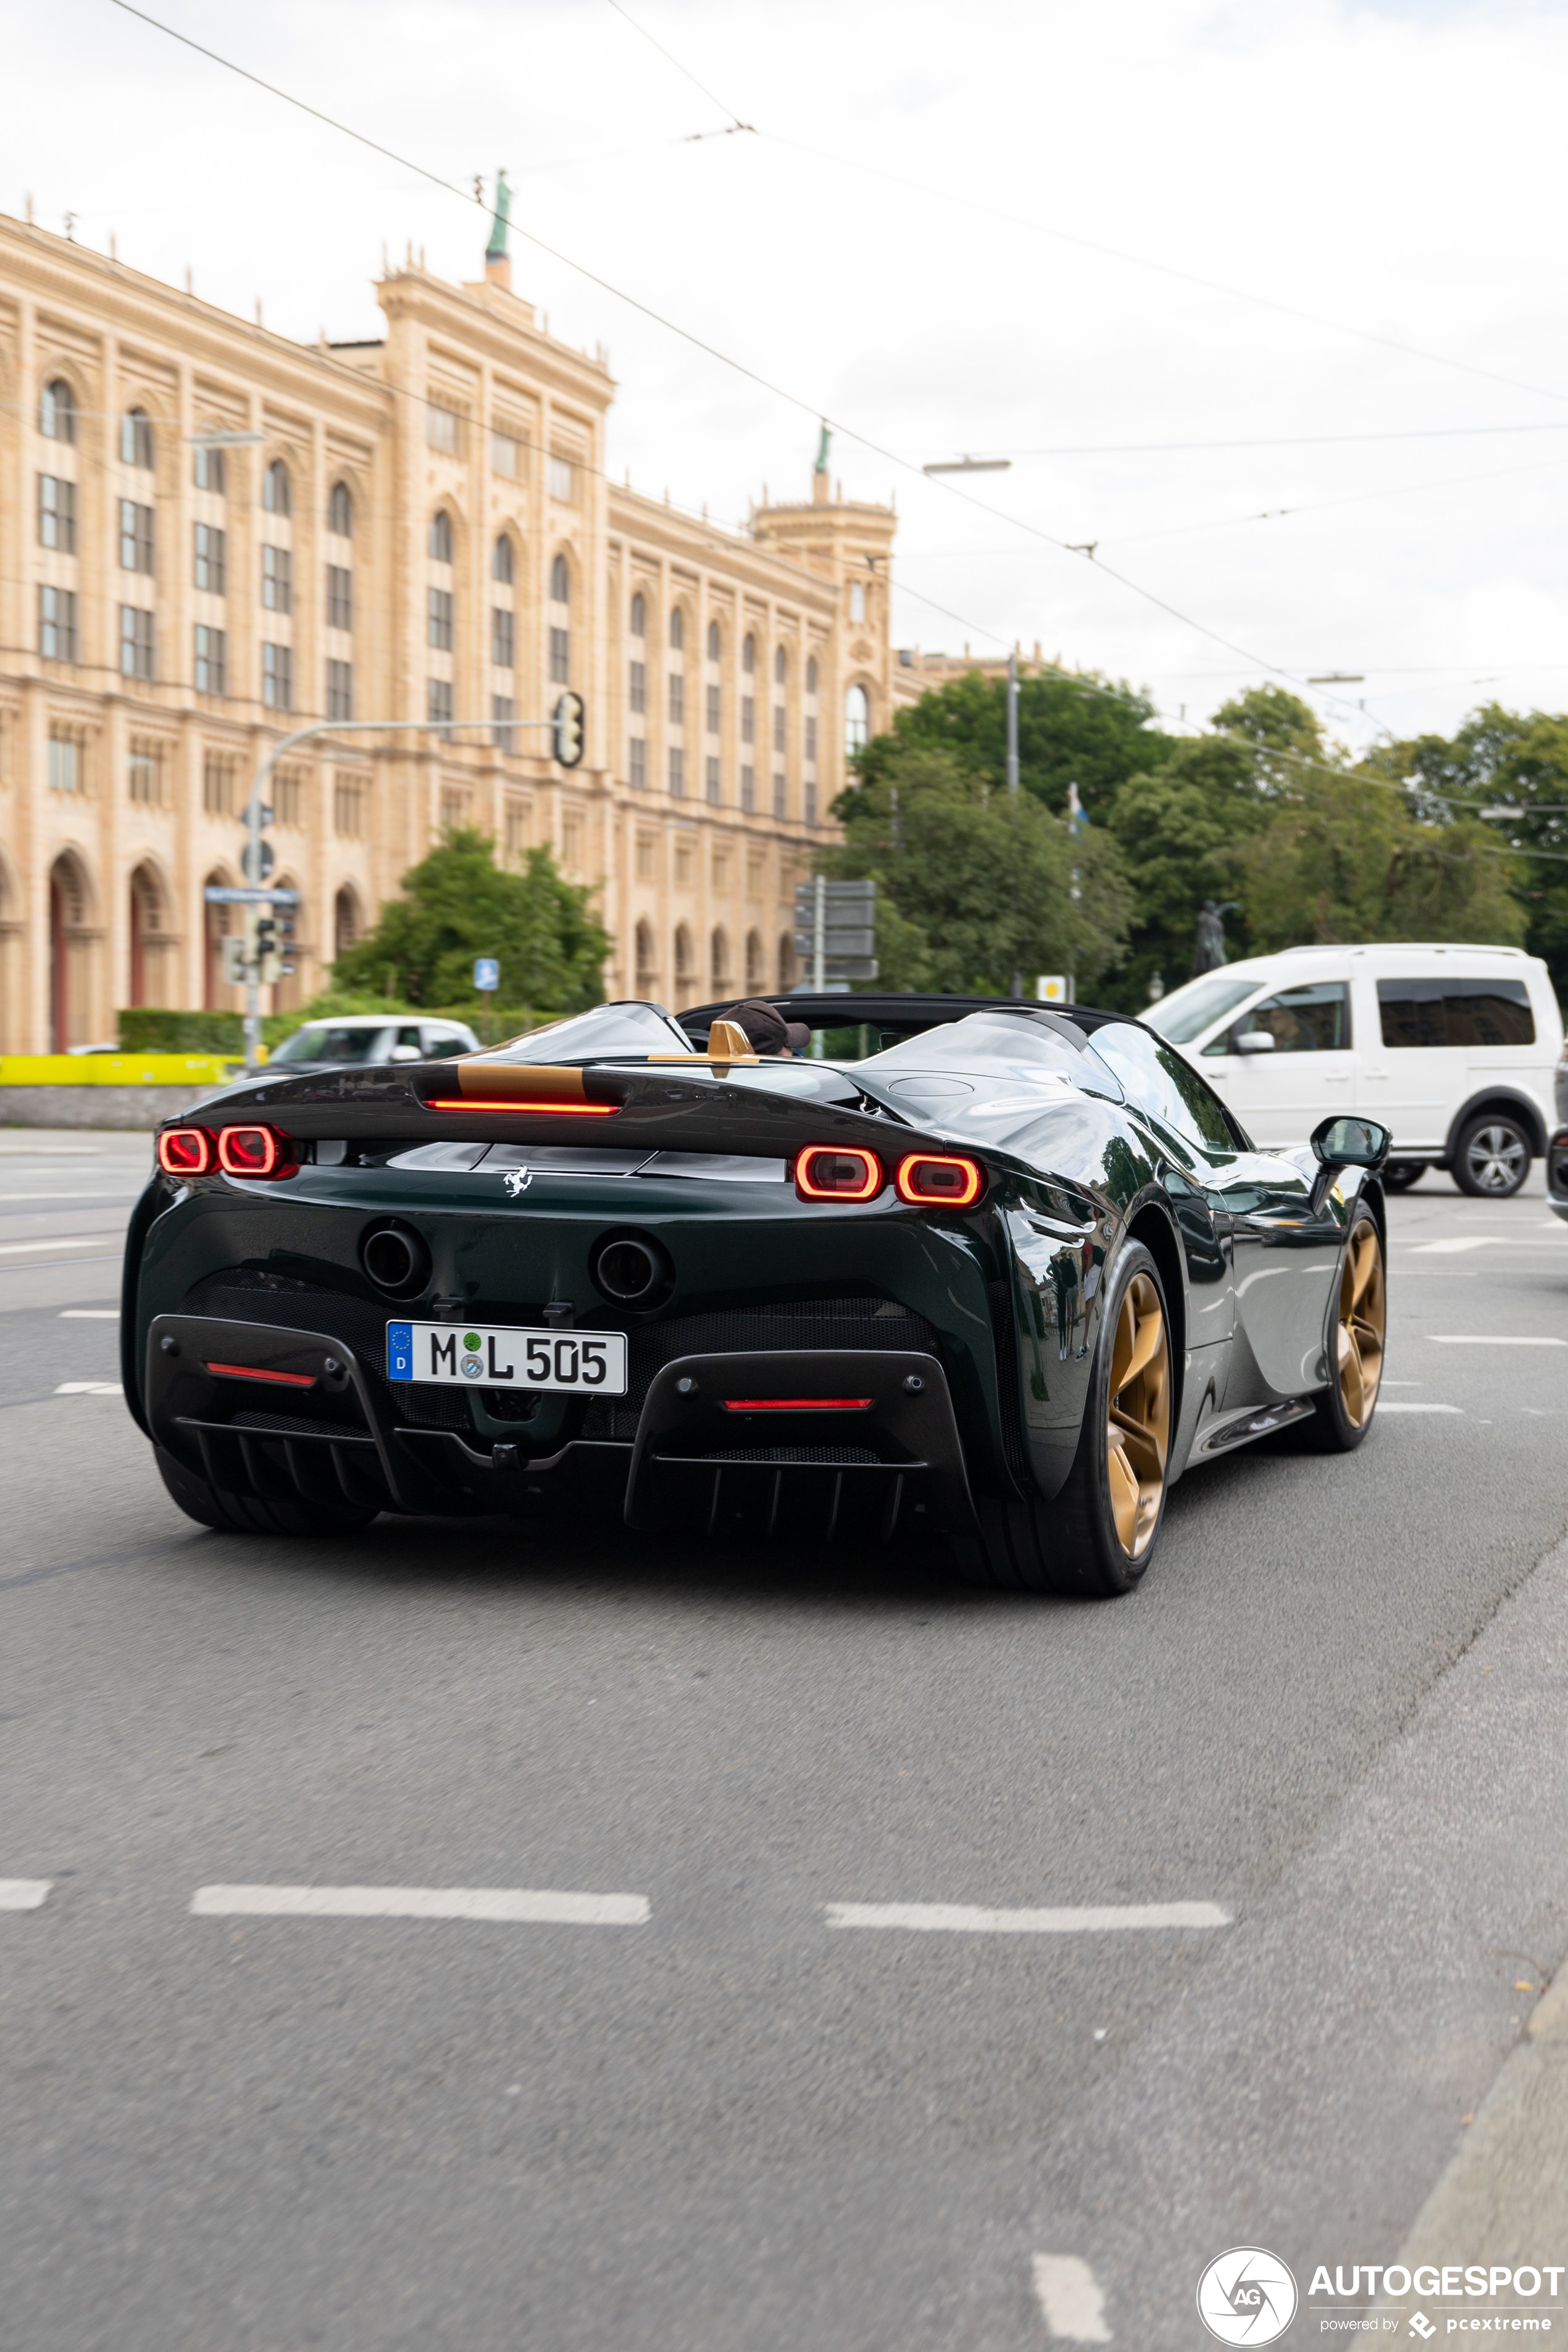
[[144, 1314, 979, 1546]]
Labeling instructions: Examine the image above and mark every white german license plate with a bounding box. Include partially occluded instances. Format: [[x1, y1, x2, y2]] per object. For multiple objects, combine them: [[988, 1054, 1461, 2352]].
[[387, 1321, 628, 1395]]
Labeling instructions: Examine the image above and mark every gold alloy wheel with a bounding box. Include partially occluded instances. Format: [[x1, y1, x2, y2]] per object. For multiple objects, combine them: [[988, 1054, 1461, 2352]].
[[1107, 1270, 1171, 1558], [1337, 1219, 1386, 1428]]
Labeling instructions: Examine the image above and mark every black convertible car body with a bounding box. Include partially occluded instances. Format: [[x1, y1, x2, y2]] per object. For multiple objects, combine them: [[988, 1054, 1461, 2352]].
[[123, 995, 1390, 1595]]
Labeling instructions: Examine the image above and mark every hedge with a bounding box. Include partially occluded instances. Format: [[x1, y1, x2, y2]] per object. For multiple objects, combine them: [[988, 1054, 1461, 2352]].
[[118, 1009, 245, 1053], [119, 1004, 565, 1057]]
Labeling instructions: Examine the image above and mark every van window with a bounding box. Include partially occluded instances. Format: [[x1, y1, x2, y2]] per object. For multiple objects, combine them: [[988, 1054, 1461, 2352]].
[[1209, 981, 1349, 1056], [1145, 974, 1260, 1045], [1377, 977, 1534, 1049], [1090, 1023, 1238, 1153]]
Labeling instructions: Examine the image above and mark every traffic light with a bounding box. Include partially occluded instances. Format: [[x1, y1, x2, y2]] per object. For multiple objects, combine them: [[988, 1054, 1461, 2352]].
[[553, 690, 585, 769], [220, 935, 249, 987]]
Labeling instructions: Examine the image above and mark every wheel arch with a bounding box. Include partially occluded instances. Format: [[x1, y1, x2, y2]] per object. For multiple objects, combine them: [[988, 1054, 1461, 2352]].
[[1125, 1198, 1186, 1432], [1442, 1087, 1546, 1162]]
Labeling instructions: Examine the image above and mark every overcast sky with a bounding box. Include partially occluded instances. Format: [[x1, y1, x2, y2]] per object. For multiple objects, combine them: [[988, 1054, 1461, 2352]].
[[11, 0, 1568, 750]]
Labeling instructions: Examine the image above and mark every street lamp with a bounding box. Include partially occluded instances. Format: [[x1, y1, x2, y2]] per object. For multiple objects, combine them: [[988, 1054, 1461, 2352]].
[[922, 455, 1012, 475]]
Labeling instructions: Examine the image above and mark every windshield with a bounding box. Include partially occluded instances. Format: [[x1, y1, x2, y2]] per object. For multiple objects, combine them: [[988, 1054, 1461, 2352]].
[[270, 1024, 389, 1066], [1144, 973, 1263, 1044], [473, 1001, 694, 1062]]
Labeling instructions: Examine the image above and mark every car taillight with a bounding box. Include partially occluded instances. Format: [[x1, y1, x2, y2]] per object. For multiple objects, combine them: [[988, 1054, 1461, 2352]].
[[157, 1127, 214, 1177], [794, 1145, 883, 1201], [896, 1153, 984, 1207], [217, 1124, 294, 1179]]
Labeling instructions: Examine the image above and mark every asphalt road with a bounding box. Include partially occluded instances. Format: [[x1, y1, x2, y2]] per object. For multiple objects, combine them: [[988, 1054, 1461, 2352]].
[[2, 1132, 1567, 2351]]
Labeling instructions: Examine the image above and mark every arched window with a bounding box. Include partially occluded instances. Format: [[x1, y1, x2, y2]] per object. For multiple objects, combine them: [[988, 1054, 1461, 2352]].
[[263, 458, 291, 515], [40, 379, 75, 444], [807, 656, 819, 695], [549, 556, 570, 684], [774, 646, 786, 685], [635, 919, 657, 994], [630, 591, 646, 638], [849, 581, 865, 623], [742, 634, 756, 675], [706, 620, 721, 662], [120, 407, 154, 469], [549, 553, 570, 605], [673, 924, 694, 986], [328, 480, 353, 536], [777, 932, 794, 993], [334, 886, 360, 959], [711, 927, 730, 991], [428, 510, 453, 563], [128, 863, 165, 1010], [193, 444, 227, 494], [745, 928, 764, 990], [669, 608, 685, 653], [845, 683, 870, 756], [493, 535, 514, 584]]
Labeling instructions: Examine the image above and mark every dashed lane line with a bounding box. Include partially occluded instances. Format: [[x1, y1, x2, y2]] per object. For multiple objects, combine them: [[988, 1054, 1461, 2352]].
[[190, 1884, 651, 1925], [1426, 1335, 1567, 1346], [824, 1901, 1230, 1934], [54, 1382, 123, 1396], [0, 1881, 51, 1911], [0, 1235, 127, 1256], [1032, 2256, 1112, 2342], [59, 1309, 118, 1319], [1378, 1403, 1465, 1414]]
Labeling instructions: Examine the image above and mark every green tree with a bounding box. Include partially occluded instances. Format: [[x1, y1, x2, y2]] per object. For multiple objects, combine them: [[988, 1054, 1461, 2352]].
[[855, 666, 1174, 819], [330, 827, 609, 1011], [1386, 703, 1568, 996], [824, 746, 1132, 993], [1101, 735, 1273, 1009]]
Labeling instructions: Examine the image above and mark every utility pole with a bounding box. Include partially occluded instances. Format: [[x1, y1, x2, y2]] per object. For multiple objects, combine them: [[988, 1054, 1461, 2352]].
[[1007, 648, 1022, 995], [234, 704, 582, 1072]]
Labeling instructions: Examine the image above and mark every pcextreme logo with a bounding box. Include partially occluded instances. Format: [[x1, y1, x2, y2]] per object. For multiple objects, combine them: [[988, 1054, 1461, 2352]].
[[1198, 2248, 1299, 2345]]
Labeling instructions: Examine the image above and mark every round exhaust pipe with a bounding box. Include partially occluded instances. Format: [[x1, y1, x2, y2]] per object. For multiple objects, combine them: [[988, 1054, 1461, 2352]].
[[360, 1220, 431, 1299], [590, 1231, 673, 1308]]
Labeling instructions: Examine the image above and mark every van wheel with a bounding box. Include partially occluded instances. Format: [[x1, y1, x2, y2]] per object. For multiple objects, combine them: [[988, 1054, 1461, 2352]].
[[1382, 1160, 1424, 1193], [1453, 1112, 1531, 1198]]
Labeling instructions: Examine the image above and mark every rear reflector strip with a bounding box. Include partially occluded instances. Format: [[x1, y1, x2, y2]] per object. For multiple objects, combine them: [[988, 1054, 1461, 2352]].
[[204, 1362, 317, 1388], [425, 1098, 618, 1117], [721, 1398, 874, 1412]]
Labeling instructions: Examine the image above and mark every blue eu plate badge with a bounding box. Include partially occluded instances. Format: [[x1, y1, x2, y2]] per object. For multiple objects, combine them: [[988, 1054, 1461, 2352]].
[[387, 1323, 414, 1381]]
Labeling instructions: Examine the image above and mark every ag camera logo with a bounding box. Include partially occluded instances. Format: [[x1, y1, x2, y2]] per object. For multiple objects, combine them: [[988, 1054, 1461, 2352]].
[[1197, 2248, 1299, 2345]]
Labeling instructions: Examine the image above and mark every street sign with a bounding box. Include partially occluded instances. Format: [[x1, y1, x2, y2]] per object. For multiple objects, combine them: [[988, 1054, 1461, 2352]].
[[204, 887, 300, 905], [1036, 975, 1069, 1003], [473, 957, 501, 993], [240, 836, 275, 883], [793, 878, 878, 985], [553, 691, 585, 768]]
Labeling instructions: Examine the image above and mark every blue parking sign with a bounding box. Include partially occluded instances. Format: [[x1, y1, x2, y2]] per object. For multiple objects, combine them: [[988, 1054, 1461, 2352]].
[[473, 957, 500, 992], [387, 1323, 414, 1382]]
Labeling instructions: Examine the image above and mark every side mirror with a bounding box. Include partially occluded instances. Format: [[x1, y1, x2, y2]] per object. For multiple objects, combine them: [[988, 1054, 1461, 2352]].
[[1232, 1028, 1275, 1055], [387, 1043, 422, 1064], [1309, 1114, 1391, 1210]]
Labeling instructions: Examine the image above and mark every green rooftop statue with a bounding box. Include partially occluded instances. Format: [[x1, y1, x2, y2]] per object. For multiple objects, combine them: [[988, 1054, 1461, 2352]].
[[486, 172, 512, 264], [814, 421, 831, 476]]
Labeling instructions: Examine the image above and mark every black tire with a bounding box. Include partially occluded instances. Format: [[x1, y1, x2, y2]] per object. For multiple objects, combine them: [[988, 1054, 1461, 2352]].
[[956, 1241, 1173, 1599], [1301, 1204, 1385, 1453], [1452, 1111, 1532, 1198], [155, 1446, 378, 1537], [1382, 1159, 1425, 1193]]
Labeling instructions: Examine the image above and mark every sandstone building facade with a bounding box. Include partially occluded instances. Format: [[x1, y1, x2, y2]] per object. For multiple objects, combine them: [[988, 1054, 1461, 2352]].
[[0, 211, 897, 1047]]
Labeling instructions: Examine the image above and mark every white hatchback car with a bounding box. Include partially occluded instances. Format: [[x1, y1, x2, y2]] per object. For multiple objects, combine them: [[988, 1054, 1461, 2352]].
[[1145, 943, 1564, 1196]]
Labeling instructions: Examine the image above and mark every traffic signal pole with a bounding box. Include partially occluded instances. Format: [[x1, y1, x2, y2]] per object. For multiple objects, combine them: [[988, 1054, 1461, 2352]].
[[236, 704, 581, 1072]]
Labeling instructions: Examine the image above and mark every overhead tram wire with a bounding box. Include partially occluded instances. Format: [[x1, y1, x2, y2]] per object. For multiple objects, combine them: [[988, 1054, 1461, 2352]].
[[603, 0, 754, 135], [969, 423, 1568, 459], [105, 0, 1372, 734]]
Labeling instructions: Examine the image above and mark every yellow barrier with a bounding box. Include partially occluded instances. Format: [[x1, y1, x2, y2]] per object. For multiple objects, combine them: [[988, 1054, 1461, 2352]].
[[0, 1053, 251, 1087]]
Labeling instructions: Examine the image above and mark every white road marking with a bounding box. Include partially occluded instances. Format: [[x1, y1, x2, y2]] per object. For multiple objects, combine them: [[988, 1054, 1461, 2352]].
[[0, 1235, 126, 1256], [1378, 1402, 1464, 1414], [1382, 1380, 1423, 1387], [824, 1900, 1230, 1933], [54, 1382, 123, 1396], [1426, 1335, 1567, 1347], [1032, 2254, 1112, 2342], [59, 1309, 119, 1320], [190, 1883, 651, 1925], [0, 1880, 52, 1911], [1411, 1237, 1529, 1254], [0, 1193, 140, 1204]]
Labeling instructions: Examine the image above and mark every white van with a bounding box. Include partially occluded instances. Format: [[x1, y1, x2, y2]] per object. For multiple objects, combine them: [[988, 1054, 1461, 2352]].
[[1144, 943, 1564, 1195]]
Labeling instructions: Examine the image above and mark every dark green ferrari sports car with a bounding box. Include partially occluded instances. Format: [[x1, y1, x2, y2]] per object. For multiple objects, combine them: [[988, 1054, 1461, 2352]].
[[123, 995, 1391, 1596]]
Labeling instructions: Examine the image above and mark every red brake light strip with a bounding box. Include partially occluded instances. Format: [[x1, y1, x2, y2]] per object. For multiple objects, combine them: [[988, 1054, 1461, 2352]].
[[426, 1098, 618, 1116], [721, 1398, 873, 1412], [205, 1362, 317, 1388]]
